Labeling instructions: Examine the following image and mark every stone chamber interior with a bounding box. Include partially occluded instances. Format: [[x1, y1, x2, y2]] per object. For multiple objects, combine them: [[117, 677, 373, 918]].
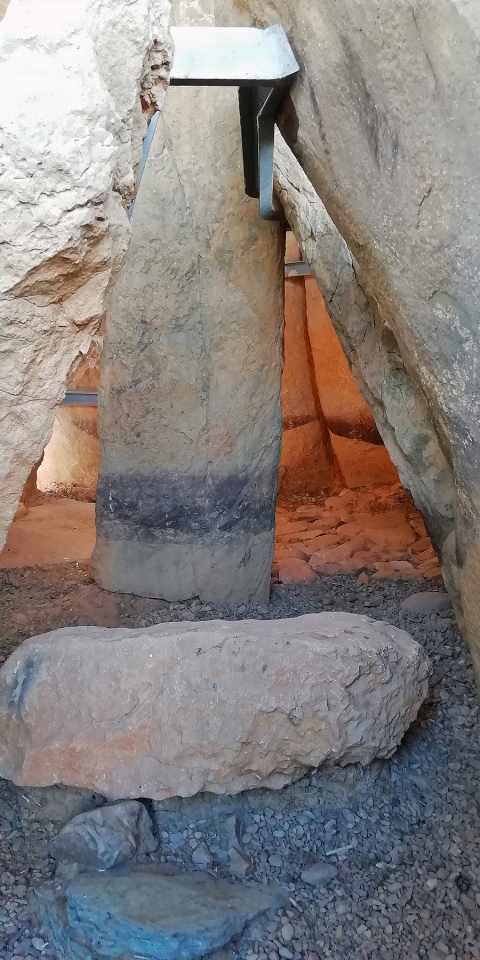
[[0, 222, 474, 960], [3, 3, 480, 958], [0, 232, 441, 591]]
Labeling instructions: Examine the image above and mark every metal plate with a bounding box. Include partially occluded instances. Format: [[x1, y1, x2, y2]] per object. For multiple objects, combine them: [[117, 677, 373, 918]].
[[62, 392, 98, 406], [170, 25, 298, 86]]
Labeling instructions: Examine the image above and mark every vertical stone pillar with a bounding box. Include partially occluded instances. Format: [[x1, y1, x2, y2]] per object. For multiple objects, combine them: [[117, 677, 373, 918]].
[[93, 52, 284, 602], [279, 273, 343, 496]]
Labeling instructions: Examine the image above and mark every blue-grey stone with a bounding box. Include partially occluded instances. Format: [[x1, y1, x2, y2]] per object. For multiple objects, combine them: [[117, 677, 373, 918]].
[[35, 865, 283, 959]]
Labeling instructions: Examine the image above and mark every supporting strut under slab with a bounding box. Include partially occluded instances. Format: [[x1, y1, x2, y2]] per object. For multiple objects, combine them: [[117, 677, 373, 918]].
[[158, 26, 298, 221]]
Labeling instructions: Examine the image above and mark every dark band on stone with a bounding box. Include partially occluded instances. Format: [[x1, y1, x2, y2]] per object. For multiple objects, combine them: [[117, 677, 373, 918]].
[[96, 469, 278, 541]]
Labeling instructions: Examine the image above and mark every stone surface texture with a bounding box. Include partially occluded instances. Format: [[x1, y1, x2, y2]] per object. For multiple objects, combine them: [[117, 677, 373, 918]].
[[0, 613, 430, 800], [274, 485, 441, 582], [0, 0, 171, 550], [49, 801, 157, 869], [236, 0, 480, 673], [241, 0, 480, 678], [93, 0, 284, 605], [36, 865, 284, 960]]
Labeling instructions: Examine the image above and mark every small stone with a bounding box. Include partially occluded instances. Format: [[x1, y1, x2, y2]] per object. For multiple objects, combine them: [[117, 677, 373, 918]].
[[49, 801, 157, 869], [192, 843, 213, 868], [228, 848, 254, 879], [268, 855, 283, 868], [31, 940, 46, 951], [277, 558, 318, 585], [401, 592, 452, 615], [301, 862, 338, 886], [281, 922, 294, 942], [224, 815, 242, 852]]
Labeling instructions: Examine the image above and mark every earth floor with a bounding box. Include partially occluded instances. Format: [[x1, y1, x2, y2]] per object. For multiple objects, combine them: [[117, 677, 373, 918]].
[[0, 549, 478, 960]]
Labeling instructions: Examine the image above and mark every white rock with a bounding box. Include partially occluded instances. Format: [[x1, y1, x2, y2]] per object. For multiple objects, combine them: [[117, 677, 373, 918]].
[[0, 0, 171, 549]]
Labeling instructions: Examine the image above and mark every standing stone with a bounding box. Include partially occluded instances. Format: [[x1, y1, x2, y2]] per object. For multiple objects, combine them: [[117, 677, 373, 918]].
[[93, 4, 284, 603], [279, 274, 343, 496]]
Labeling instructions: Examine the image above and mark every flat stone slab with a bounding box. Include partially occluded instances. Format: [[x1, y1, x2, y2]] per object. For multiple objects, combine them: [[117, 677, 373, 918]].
[[35, 865, 284, 960], [0, 613, 431, 800]]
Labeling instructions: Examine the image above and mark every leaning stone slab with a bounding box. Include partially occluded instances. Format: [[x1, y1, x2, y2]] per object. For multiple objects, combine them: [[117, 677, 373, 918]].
[[0, 614, 430, 800], [35, 865, 284, 960]]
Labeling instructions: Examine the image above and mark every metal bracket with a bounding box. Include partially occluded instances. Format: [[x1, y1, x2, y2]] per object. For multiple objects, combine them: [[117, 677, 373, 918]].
[[170, 26, 299, 220]]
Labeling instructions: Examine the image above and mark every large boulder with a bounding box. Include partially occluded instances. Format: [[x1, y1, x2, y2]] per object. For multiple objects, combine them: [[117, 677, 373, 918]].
[[0, 0, 171, 550], [233, 0, 480, 679], [0, 613, 430, 799]]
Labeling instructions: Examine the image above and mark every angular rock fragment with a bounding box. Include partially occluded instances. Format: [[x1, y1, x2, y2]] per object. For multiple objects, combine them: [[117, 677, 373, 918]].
[[228, 847, 254, 879], [49, 800, 157, 869], [301, 862, 338, 886], [0, 613, 431, 800], [35, 865, 284, 960], [401, 592, 453, 616]]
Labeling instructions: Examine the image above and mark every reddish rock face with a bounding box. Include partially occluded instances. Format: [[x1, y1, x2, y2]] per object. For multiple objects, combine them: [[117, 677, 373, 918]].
[[0, 613, 430, 800]]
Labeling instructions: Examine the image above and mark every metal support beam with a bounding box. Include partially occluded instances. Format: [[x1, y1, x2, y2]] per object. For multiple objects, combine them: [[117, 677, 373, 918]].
[[62, 392, 98, 406], [168, 25, 299, 221]]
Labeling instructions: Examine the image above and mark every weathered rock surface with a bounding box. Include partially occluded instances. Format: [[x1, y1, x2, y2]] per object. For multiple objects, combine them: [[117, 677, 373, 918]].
[[274, 485, 442, 582], [234, 0, 480, 674], [35, 865, 284, 960], [93, 0, 283, 605], [0, 0, 171, 550], [49, 801, 157, 869], [0, 613, 430, 799]]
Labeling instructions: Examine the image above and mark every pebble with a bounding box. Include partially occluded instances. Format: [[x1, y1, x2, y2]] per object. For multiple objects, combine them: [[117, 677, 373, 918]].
[[191, 843, 212, 868], [300, 862, 339, 886], [281, 923, 294, 942]]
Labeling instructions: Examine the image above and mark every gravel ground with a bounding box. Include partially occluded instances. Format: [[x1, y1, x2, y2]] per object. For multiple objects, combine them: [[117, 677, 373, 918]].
[[0, 566, 479, 960]]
